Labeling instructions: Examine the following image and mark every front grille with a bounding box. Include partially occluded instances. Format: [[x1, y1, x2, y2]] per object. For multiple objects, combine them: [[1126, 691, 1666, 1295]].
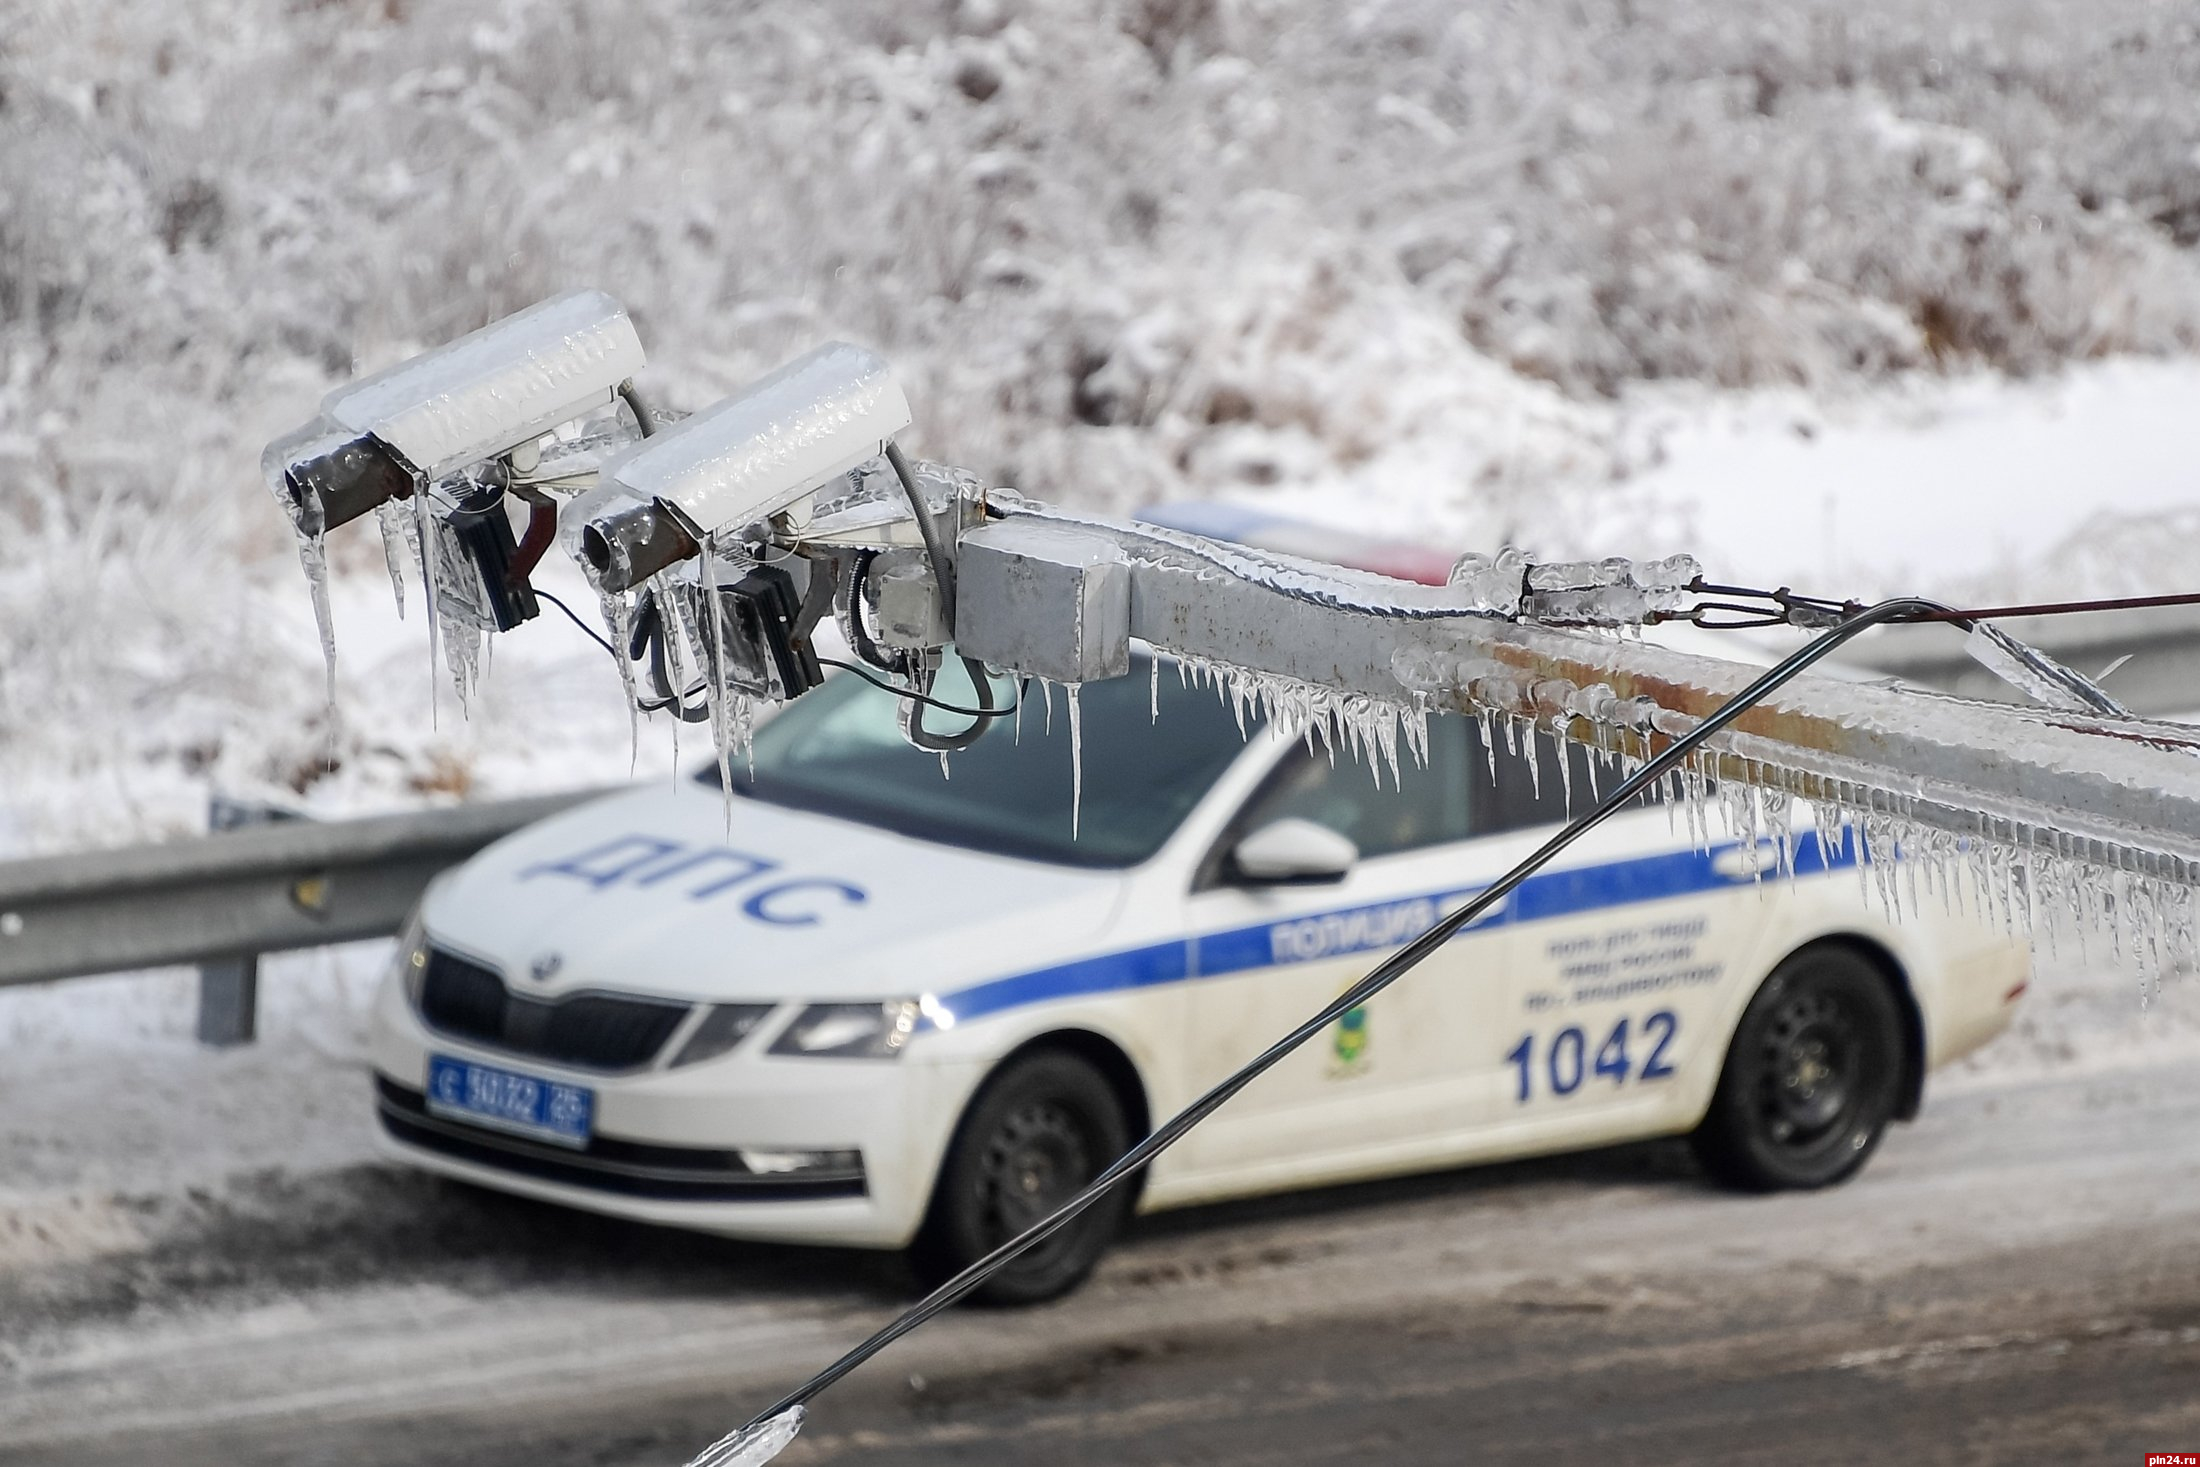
[[375, 1078, 867, 1202], [417, 948, 692, 1073]]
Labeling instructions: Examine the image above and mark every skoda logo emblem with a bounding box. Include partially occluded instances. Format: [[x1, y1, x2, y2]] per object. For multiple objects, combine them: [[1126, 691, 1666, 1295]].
[[529, 952, 564, 983]]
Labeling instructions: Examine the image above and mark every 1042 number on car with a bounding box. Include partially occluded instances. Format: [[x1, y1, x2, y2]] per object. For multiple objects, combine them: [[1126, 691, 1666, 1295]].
[[1505, 1011, 1678, 1104]]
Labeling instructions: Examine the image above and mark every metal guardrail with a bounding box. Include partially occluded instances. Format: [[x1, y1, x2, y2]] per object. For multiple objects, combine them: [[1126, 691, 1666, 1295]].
[[0, 790, 611, 999]]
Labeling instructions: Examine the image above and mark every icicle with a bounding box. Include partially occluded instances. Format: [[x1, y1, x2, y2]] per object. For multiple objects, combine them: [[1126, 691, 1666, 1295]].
[[939, 751, 952, 780], [592, 586, 641, 768], [1371, 703, 1402, 790], [1067, 682, 1085, 839], [652, 568, 691, 774], [411, 490, 441, 726], [373, 496, 416, 617], [290, 516, 340, 717], [1150, 656, 1160, 723], [1402, 701, 1431, 769], [1554, 725, 1576, 812], [1763, 778, 1796, 883], [1043, 677, 1056, 735], [683, 1405, 806, 1467], [1477, 711, 1498, 785], [701, 540, 737, 836], [1893, 817, 1917, 915]]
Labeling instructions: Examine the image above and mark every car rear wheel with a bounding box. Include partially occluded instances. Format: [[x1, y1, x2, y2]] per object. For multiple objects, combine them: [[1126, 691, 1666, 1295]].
[[911, 1049, 1133, 1305], [1691, 945, 1905, 1191]]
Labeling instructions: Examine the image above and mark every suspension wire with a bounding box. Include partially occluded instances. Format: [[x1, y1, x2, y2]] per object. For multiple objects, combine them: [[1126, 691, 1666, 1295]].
[[731, 595, 1947, 1433], [1896, 589, 2200, 623], [1670, 581, 2200, 633]]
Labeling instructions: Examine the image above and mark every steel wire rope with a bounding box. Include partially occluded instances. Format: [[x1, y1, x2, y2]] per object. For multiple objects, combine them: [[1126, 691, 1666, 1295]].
[[730, 595, 1951, 1437]]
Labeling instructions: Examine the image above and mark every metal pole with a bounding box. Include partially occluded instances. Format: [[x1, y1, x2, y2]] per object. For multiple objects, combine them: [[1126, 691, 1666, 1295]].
[[193, 796, 296, 1048]]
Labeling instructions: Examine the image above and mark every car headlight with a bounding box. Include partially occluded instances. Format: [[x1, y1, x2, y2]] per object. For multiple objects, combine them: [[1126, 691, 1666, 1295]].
[[670, 1004, 777, 1068], [769, 1000, 921, 1059]]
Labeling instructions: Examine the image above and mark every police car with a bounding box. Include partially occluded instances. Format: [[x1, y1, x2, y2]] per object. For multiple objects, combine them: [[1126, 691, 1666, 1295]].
[[371, 518, 2030, 1304]]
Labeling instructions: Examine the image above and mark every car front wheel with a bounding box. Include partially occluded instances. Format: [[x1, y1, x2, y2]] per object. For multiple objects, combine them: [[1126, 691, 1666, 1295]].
[[1691, 945, 1905, 1191], [911, 1049, 1133, 1305]]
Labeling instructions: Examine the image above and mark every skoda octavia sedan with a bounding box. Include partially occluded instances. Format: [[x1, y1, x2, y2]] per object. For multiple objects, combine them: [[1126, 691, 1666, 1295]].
[[372, 654, 2029, 1302]]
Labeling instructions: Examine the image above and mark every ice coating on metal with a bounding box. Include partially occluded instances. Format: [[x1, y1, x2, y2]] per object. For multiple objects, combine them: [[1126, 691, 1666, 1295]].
[[1011, 497, 2200, 980], [1520, 552, 1702, 625], [1392, 616, 2200, 994], [1018, 504, 1519, 620], [607, 341, 911, 540], [1965, 623, 2132, 717], [1446, 547, 1528, 616], [321, 289, 642, 483], [683, 1406, 806, 1467], [1011, 503, 1693, 628]]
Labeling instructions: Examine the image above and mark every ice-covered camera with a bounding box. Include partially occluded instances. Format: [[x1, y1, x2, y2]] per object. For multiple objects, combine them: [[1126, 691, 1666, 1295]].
[[264, 288, 645, 533], [579, 342, 911, 593]]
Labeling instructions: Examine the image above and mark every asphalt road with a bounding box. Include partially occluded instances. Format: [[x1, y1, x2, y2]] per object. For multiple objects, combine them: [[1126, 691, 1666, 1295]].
[[5, 1061, 2198, 1466]]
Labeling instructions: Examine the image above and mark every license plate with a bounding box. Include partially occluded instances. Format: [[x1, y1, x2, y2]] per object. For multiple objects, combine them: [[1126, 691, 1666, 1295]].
[[425, 1055, 594, 1149]]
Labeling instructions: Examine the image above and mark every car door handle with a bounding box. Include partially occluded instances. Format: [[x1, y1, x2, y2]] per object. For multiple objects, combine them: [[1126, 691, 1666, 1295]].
[[1711, 845, 1773, 880]]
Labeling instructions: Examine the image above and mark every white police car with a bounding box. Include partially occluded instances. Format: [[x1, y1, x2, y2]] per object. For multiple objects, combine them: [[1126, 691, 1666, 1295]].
[[371, 637, 2030, 1302]]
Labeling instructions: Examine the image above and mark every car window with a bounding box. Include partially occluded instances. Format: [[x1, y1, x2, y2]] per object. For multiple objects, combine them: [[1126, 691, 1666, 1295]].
[[702, 652, 1255, 868], [1213, 715, 1474, 877], [1201, 713, 1664, 885]]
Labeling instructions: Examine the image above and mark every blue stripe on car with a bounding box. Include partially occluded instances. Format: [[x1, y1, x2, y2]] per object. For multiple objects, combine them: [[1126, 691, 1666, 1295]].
[[931, 829, 1856, 1027]]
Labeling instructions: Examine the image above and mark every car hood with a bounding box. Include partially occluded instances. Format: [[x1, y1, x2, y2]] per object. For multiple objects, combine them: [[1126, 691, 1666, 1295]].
[[421, 779, 1129, 1005]]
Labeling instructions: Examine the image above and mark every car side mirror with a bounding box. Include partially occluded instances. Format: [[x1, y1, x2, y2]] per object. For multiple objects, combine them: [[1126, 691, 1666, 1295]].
[[1230, 819, 1358, 885]]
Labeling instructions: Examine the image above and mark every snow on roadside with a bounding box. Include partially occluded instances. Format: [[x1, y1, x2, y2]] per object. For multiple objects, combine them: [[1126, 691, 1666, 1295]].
[[0, 942, 389, 1272], [1605, 356, 2200, 600]]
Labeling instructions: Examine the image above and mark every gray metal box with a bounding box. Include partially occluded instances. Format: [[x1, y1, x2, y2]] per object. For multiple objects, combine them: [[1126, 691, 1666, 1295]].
[[955, 518, 1133, 684]]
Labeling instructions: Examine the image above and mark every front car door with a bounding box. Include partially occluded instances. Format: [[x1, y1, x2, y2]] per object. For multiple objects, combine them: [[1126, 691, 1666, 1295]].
[[1174, 714, 1517, 1195]]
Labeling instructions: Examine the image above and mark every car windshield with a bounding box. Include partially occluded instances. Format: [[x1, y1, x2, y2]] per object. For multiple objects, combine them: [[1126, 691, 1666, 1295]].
[[703, 653, 1257, 867]]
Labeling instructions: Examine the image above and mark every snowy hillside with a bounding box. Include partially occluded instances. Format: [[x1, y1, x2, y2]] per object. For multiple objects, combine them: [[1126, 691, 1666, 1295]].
[[7, 0, 2200, 850]]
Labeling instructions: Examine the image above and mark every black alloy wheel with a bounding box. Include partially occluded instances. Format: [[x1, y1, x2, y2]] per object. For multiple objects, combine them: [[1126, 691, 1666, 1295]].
[[1691, 945, 1906, 1191], [911, 1049, 1134, 1305]]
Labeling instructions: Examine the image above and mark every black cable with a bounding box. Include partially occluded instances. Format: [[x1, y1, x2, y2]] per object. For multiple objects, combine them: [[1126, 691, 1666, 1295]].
[[816, 656, 1016, 720], [534, 587, 619, 660], [884, 443, 997, 752], [544, 580, 1011, 723], [734, 596, 1946, 1433]]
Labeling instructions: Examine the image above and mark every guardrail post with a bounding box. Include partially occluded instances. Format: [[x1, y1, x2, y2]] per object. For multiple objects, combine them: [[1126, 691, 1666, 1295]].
[[194, 797, 299, 1047]]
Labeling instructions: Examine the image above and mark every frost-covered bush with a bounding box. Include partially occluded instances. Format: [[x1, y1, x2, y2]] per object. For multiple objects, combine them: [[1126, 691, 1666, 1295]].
[[4, 0, 2199, 844]]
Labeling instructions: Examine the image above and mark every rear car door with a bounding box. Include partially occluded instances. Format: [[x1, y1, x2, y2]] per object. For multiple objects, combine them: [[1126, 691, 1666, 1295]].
[[1478, 728, 1780, 1148], [1176, 716, 1516, 1185]]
